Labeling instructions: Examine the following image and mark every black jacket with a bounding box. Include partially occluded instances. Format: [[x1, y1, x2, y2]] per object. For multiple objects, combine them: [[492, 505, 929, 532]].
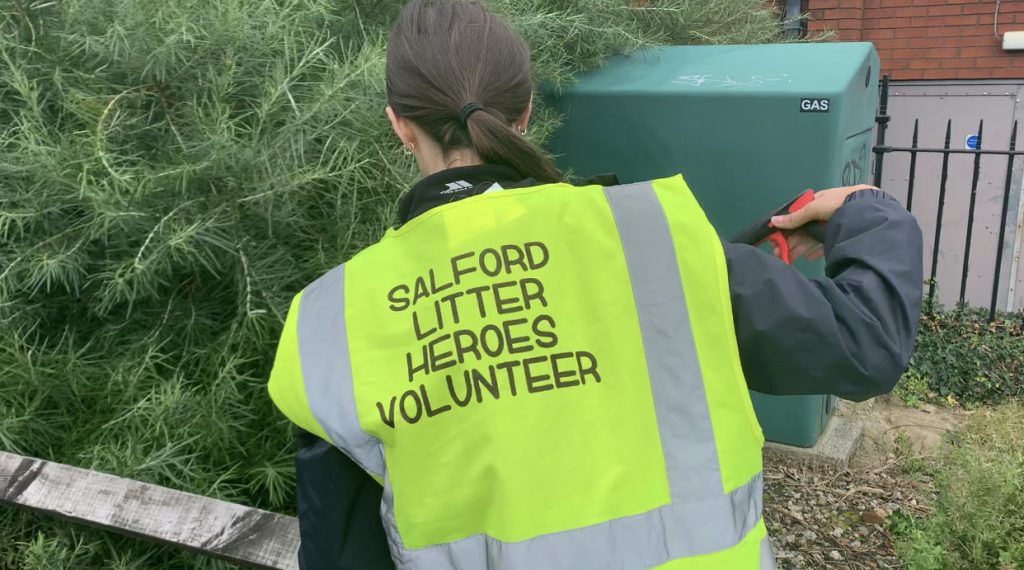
[[293, 164, 924, 569]]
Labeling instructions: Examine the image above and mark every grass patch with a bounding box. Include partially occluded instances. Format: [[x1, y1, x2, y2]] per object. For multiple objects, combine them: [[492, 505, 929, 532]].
[[890, 402, 1024, 569], [898, 308, 1023, 407]]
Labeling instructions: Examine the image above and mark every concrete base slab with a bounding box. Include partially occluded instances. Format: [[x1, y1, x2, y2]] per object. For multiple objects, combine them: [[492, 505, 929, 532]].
[[763, 416, 863, 469]]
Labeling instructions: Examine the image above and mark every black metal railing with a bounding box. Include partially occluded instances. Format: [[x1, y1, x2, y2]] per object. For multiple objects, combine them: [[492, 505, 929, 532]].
[[872, 75, 1024, 321]]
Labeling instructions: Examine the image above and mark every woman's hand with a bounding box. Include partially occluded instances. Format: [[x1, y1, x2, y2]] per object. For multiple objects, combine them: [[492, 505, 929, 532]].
[[768, 184, 878, 262]]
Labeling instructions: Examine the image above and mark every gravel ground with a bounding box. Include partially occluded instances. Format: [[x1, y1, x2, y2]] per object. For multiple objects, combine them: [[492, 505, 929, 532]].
[[764, 456, 936, 569]]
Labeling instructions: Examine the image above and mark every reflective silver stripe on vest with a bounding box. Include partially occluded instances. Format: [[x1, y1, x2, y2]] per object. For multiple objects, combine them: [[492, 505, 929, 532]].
[[603, 181, 723, 500], [382, 181, 764, 569], [296, 265, 385, 478], [386, 473, 762, 569]]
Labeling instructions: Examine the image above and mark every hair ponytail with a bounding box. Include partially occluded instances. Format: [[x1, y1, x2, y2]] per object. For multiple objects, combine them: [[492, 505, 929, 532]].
[[464, 108, 561, 184], [386, 0, 563, 183]]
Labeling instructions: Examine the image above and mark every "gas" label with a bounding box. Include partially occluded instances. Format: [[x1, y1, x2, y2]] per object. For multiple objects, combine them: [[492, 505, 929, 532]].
[[800, 98, 830, 113]]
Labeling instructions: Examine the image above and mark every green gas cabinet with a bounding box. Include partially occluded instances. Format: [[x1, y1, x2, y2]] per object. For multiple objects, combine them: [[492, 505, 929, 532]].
[[546, 43, 879, 448]]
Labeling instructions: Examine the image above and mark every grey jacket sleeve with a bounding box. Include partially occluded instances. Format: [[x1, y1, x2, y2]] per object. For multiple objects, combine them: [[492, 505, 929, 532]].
[[724, 190, 924, 401]]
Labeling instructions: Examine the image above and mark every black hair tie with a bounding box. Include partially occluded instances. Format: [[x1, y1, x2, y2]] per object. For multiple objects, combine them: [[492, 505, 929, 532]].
[[458, 102, 484, 126]]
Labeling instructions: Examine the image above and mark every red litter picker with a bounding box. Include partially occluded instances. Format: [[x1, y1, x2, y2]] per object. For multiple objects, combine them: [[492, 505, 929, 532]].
[[731, 190, 827, 265]]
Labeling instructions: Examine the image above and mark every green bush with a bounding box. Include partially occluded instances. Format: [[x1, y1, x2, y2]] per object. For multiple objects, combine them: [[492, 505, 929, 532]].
[[890, 402, 1024, 569], [0, 0, 782, 566], [900, 308, 1024, 406]]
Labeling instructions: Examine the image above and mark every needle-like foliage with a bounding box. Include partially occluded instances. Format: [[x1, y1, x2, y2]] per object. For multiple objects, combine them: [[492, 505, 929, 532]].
[[0, 0, 783, 566]]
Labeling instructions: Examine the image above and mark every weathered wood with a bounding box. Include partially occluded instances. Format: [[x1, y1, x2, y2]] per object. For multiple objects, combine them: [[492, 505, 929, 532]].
[[0, 451, 299, 569]]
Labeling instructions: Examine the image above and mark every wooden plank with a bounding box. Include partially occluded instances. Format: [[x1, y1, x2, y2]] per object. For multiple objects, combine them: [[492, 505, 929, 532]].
[[0, 451, 299, 570]]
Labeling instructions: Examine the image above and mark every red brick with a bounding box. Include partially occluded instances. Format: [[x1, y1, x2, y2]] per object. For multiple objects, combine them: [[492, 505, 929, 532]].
[[926, 5, 961, 17], [941, 58, 974, 69], [878, 17, 912, 28], [965, 69, 993, 79], [909, 16, 944, 27], [809, 0, 841, 8], [991, 68, 1024, 80], [928, 25, 959, 37], [963, 4, 996, 15], [907, 37, 945, 48], [1017, 12, 1024, 23], [976, 57, 1012, 68], [998, 2, 1024, 11], [864, 7, 895, 18], [894, 6, 928, 18], [953, 34, 988, 44], [957, 35, 999, 46], [921, 69, 952, 79], [837, 18, 864, 29], [894, 27, 926, 38], [839, 0, 864, 7], [885, 57, 910, 69], [869, 38, 896, 50], [908, 59, 942, 69], [863, 28, 895, 39], [892, 47, 927, 59], [924, 47, 961, 58], [906, 0, 947, 5], [863, 0, 880, 7], [879, 0, 914, 6], [895, 69, 925, 79], [977, 14, 995, 25], [944, 15, 979, 26], [824, 8, 863, 19], [960, 26, 997, 36], [960, 46, 999, 58], [937, 36, 978, 47]]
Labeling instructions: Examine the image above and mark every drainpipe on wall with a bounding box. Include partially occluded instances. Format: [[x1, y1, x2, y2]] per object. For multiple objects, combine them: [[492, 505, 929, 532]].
[[782, 0, 807, 39]]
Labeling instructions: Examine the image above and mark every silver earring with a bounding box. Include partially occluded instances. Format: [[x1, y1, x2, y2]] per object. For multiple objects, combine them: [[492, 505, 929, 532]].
[[403, 143, 414, 155], [519, 127, 528, 136]]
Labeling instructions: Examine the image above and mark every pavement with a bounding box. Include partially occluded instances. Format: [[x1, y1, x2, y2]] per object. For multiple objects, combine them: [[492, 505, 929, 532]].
[[763, 416, 864, 469]]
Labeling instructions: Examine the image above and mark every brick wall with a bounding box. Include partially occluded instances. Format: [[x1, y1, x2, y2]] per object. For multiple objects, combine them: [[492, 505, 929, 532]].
[[806, 0, 1024, 80]]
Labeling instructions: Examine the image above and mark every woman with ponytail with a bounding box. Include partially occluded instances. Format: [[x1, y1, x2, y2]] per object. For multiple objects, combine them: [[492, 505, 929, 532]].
[[271, 1, 922, 568]]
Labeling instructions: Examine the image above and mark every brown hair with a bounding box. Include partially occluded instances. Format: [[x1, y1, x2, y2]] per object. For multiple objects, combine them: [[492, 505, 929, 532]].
[[386, 0, 562, 183]]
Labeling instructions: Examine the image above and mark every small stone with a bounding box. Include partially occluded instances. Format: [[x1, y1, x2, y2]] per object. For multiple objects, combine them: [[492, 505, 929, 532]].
[[831, 527, 844, 538], [784, 534, 796, 545], [850, 540, 862, 548], [829, 550, 843, 561], [803, 530, 818, 541], [862, 507, 888, 525]]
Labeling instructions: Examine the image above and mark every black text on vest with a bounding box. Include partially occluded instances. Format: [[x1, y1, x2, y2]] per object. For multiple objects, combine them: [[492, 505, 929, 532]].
[[376, 241, 603, 429]]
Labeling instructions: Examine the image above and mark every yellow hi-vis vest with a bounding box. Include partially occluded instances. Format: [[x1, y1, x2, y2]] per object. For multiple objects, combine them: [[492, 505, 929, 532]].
[[269, 175, 772, 569]]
